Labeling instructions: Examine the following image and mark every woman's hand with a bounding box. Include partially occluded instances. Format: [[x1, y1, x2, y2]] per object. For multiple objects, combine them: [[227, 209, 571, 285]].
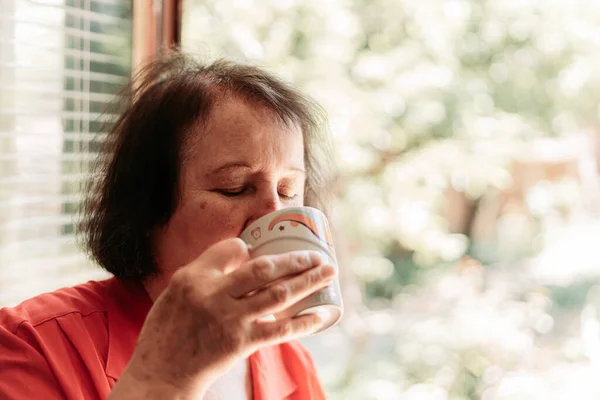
[[109, 238, 335, 400]]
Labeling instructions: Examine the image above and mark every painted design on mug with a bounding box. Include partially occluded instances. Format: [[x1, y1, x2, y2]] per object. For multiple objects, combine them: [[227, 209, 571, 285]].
[[267, 209, 335, 254], [251, 227, 262, 240]]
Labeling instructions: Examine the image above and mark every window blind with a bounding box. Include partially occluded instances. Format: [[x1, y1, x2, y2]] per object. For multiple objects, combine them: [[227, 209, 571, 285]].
[[0, 0, 132, 306]]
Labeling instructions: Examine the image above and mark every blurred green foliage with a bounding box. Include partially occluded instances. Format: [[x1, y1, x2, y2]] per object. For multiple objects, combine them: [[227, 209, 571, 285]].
[[183, 0, 600, 398]]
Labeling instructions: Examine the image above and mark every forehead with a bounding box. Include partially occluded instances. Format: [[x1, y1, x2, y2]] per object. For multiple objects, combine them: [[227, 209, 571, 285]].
[[186, 96, 305, 171]]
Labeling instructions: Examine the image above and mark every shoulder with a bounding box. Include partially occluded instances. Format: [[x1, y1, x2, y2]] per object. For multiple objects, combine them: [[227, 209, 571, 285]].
[[0, 278, 114, 334]]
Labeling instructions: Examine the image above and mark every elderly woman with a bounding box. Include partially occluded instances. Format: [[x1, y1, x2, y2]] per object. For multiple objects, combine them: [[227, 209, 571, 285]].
[[0, 53, 336, 399]]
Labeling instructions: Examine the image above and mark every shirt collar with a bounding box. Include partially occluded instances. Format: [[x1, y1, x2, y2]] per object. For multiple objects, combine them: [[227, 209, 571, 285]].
[[104, 277, 297, 399], [250, 345, 298, 400]]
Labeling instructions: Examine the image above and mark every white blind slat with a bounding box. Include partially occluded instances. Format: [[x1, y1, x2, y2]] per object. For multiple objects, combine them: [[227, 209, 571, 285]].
[[0, 38, 128, 65], [28, 0, 124, 6], [0, 235, 77, 255], [0, 214, 77, 231], [0, 194, 84, 207], [0, 173, 89, 184], [0, 63, 130, 84], [0, 110, 117, 119], [0, 153, 100, 161], [0, 132, 109, 140], [0, 7, 131, 27], [0, 85, 118, 102]]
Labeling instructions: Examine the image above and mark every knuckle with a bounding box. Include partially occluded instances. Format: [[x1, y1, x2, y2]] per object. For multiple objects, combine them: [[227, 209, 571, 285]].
[[270, 284, 290, 304], [306, 269, 322, 286], [206, 238, 249, 263], [253, 257, 275, 282], [290, 251, 312, 270], [275, 321, 293, 338], [227, 237, 250, 255], [170, 269, 193, 293]]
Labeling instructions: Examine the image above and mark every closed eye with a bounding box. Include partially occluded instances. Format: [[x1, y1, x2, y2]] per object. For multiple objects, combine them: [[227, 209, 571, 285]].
[[217, 188, 248, 197], [216, 188, 298, 200]]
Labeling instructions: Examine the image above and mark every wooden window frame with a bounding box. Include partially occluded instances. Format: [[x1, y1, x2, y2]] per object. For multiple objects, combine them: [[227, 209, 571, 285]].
[[132, 0, 182, 76]]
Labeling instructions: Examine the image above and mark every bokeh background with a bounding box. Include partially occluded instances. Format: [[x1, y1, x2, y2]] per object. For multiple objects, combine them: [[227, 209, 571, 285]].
[[3, 0, 600, 398]]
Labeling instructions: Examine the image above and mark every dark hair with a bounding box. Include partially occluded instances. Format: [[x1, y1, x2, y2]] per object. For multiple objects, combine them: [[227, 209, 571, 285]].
[[79, 51, 333, 281]]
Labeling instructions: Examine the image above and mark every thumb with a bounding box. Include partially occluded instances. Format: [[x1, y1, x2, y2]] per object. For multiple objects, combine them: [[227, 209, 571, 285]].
[[194, 238, 251, 274]]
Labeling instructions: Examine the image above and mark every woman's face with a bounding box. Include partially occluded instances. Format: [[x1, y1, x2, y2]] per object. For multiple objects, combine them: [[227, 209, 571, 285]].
[[152, 96, 305, 277]]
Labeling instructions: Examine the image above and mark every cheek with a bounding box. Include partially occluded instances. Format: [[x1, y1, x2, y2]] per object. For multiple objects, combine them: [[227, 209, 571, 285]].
[[178, 198, 244, 241], [181, 203, 246, 262], [154, 198, 247, 270]]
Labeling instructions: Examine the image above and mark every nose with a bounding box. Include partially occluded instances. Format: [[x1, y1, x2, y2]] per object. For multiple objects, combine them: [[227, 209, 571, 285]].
[[244, 188, 283, 229]]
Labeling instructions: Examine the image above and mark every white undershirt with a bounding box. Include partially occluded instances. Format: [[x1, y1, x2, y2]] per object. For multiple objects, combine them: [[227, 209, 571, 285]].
[[203, 358, 252, 400]]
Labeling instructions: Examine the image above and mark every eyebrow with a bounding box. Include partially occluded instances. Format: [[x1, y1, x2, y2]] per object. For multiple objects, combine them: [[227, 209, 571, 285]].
[[206, 162, 306, 176]]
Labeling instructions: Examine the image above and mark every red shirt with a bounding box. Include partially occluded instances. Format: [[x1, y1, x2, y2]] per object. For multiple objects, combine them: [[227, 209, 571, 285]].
[[0, 277, 326, 400]]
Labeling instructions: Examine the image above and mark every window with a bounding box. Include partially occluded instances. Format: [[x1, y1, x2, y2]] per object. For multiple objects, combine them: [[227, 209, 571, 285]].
[[0, 0, 132, 306]]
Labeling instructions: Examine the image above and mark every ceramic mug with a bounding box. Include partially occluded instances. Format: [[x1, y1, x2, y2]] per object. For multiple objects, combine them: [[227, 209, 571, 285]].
[[239, 206, 343, 333]]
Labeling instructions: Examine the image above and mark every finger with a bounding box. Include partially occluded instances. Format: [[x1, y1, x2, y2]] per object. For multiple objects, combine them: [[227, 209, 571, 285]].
[[240, 264, 335, 319], [226, 250, 328, 298], [192, 238, 251, 274], [248, 313, 324, 347]]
